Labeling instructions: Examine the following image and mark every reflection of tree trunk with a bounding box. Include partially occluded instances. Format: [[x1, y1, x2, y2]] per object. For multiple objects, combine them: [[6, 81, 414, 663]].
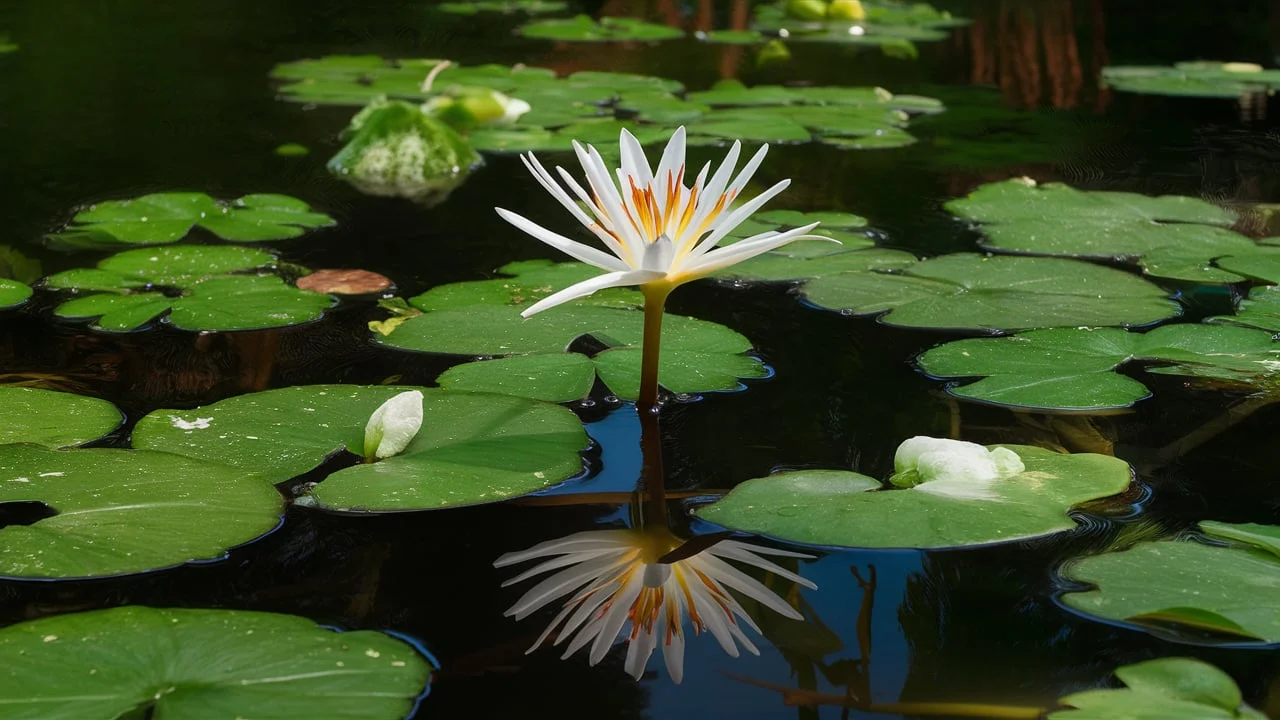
[[718, 0, 750, 79], [1091, 0, 1111, 111], [695, 0, 713, 32]]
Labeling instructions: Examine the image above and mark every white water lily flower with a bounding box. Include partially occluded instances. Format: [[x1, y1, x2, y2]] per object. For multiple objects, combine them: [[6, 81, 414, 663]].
[[363, 390, 424, 459], [495, 528, 816, 683], [893, 436, 1025, 500], [495, 126, 831, 317]]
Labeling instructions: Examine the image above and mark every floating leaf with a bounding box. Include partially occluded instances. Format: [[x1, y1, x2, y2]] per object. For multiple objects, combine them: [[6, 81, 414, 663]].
[[0, 387, 122, 449], [0, 607, 432, 719], [779, 253, 1180, 331], [699, 29, 766, 44], [0, 445, 283, 578], [0, 245, 42, 284], [696, 445, 1131, 548], [1211, 285, 1280, 333], [274, 142, 310, 156], [296, 268, 393, 295], [0, 279, 31, 309], [46, 246, 333, 333], [945, 179, 1264, 283], [439, 0, 568, 14], [375, 260, 768, 400], [518, 14, 685, 42], [752, 0, 967, 47], [53, 192, 334, 246], [1050, 657, 1266, 720], [1060, 521, 1280, 643], [437, 353, 597, 403], [917, 324, 1280, 411], [1102, 61, 1280, 98], [131, 384, 589, 511]]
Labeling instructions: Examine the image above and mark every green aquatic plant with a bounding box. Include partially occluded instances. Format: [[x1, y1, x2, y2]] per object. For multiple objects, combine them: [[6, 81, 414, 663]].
[[696, 441, 1133, 548], [0, 607, 432, 719], [44, 245, 333, 332], [0, 386, 122, 448], [1060, 521, 1280, 644], [753, 0, 967, 51], [1102, 61, 1280, 98], [495, 126, 826, 410], [1051, 657, 1266, 719], [518, 15, 685, 42], [439, 0, 567, 14], [328, 97, 483, 205], [51, 192, 334, 247]]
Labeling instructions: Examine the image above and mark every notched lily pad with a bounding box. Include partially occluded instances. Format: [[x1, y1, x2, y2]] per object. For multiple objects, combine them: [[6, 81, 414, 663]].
[[45, 246, 333, 332], [695, 445, 1132, 548], [0, 445, 283, 578], [0, 387, 123, 449], [945, 179, 1269, 283], [131, 384, 590, 511], [518, 14, 685, 42], [0, 606, 432, 719], [1050, 657, 1266, 719], [1060, 521, 1280, 643], [52, 192, 334, 247], [377, 260, 769, 401], [917, 324, 1280, 411]]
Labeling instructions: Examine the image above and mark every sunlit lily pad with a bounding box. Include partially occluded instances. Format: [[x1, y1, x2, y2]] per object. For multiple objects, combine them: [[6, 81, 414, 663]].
[[752, 1, 967, 48], [0, 387, 122, 449], [45, 246, 333, 332], [53, 192, 334, 246], [0, 279, 31, 309], [440, 0, 567, 14], [1211, 285, 1280, 333], [790, 253, 1179, 331], [131, 384, 589, 511], [1060, 521, 1280, 643], [0, 606, 432, 719], [518, 14, 685, 42], [1050, 657, 1267, 719], [945, 179, 1267, 283], [696, 445, 1131, 548], [1102, 62, 1280, 98], [376, 260, 769, 400], [917, 324, 1280, 410], [437, 353, 597, 403], [698, 29, 766, 44], [0, 445, 283, 578]]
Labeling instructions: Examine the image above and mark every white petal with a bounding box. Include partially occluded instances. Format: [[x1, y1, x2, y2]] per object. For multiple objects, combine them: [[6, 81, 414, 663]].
[[618, 128, 654, 187], [725, 620, 761, 656], [520, 154, 624, 258], [552, 583, 620, 647], [494, 530, 635, 567], [681, 225, 826, 277], [625, 626, 658, 680], [520, 269, 665, 318], [553, 165, 635, 265], [362, 390, 423, 459], [691, 554, 805, 621], [526, 600, 578, 654], [681, 141, 741, 242], [660, 604, 687, 684], [504, 553, 627, 619], [682, 179, 794, 262], [500, 548, 630, 587], [588, 575, 644, 664], [724, 143, 770, 202], [640, 235, 676, 273], [495, 208, 628, 272], [653, 127, 687, 199], [576, 142, 645, 249], [708, 541, 818, 589]]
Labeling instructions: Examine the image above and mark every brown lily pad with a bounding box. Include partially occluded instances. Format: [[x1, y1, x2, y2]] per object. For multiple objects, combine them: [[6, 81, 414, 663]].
[[296, 269, 393, 295]]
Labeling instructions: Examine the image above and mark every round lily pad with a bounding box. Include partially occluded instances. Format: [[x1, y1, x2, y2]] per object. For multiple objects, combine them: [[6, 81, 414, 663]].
[[695, 445, 1132, 548], [437, 353, 597, 403], [796, 253, 1181, 331], [916, 324, 1280, 411], [1102, 62, 1280, 98], [0, 387, 122, 449], [752, 1, 967, 48], [945, 179, 1265, 283], [0, 279, 31, 309], [1060, 521, 1280, 643], [45, 246, 333, 332], [131, 384, 590, 511], [439, 0, 567, 13], [1050, 657, 1267, 720], [0, 445, 283, 578], [0, 606, 432, 719], [376, 261, 769, 400], [518, 15, 685, 41], [53, 192, 334, 246]]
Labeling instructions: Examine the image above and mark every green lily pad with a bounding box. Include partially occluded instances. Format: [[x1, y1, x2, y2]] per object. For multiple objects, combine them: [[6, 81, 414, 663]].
[[1060, 521, 1280, 643], [789, 253, 1180, 331], [0, 606, 431, 719], [131, 384, 589, 511], [696, 445, 1131, 548], [0, 279, 31, 309], [53, 192, 334, 246], [945, 179, 1265, 283], [1102, 62, 1280, 98], [1050, 658, 1267, 720], [440, 0, 567, 13], [699, 29, 766, 44], [752, 1, 967, 47], [0, 388, 122, 449], [1211, 285, 1280, 333], [518, 14, 685, 42], [437, 353, 597, 403], [0, 445, 283, 578], [45, 246, 333, 333], [0, 245, 42, 285], [375, 260, 768, 400], [917, 324, 1280, 410]]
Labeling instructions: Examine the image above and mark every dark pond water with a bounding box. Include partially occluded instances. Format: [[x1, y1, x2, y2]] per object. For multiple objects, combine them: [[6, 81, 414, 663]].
[[2, 0, 1280, 717]]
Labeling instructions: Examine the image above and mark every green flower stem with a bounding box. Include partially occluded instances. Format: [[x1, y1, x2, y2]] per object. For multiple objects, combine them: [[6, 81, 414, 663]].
[[637, 283, 673, 413]]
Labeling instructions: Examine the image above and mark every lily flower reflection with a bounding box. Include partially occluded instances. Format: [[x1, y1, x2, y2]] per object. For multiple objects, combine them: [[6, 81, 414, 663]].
[[495, 126, 830, 317], [495, 528, 816, 683]]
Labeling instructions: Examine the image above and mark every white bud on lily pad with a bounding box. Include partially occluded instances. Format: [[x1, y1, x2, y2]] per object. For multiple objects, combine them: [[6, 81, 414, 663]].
[[890, 436, 1025, 500], [363, 390, 424, 460]]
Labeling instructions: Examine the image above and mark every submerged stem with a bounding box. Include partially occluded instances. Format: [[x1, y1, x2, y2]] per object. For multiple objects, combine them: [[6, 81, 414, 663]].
[[1152, 394, 1278, 468], [637, 283, 672, 414]]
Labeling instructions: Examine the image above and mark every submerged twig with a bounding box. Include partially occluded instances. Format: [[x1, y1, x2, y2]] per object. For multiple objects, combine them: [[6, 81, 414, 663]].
[[1152, 394, 1278, 468]]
